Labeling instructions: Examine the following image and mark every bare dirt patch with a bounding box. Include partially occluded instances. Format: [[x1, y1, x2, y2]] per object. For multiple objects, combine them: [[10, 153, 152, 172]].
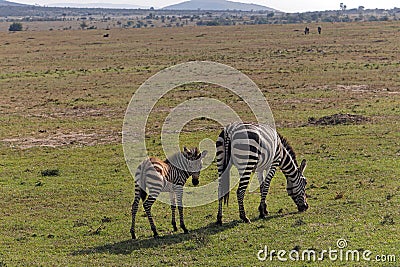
[[2, 131, 120, 149], [337, 85, 370, 92], [307, 113, 369, 126]]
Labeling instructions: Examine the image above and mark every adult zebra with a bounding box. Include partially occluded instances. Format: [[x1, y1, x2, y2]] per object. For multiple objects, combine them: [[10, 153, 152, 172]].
[[130, 147, 207, 239], [216, 122, 308, 225]]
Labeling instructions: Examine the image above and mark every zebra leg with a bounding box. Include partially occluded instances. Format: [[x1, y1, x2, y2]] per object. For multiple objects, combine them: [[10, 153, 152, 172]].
[[257, 171, 267, 219], [176, 186, 188, 234], [259, 166, 277, 219], [130, 191, 141, 239], [217, 197, 223, 225], [143, 195, 159, 238], [258, 181, 269, 219], [237, 173, 251, 223], [217, 161, 231, 226], [258, 183, 267, 219], [170, 191, 178, 231]]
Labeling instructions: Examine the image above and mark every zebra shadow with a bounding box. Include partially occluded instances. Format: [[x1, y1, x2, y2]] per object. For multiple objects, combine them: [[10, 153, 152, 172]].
[[253, 211, 299, 222], [72, 212, 298, 256], [72, 220, 240, 256]]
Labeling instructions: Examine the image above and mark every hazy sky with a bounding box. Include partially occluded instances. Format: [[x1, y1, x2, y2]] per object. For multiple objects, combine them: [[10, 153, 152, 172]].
[[12, 0, 399, 13]]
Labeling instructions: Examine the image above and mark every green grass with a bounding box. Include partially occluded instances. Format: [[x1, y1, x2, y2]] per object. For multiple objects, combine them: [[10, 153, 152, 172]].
[[1, 21, 399, 266]]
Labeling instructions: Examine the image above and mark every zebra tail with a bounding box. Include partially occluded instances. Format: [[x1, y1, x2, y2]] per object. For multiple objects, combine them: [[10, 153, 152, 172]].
[[221, 128, 231, 207], [139, 188, 147, 202], [135, 160, 148, 202], [223, 192, 230, 206]]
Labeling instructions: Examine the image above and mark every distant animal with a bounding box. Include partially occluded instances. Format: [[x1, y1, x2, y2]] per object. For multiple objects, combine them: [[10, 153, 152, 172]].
[[318, 26, 322, 34], [216, 122, 308, 225], [103, 33, 109, 37], [304, 27, 310, 35], [130, 147, 208, 239]]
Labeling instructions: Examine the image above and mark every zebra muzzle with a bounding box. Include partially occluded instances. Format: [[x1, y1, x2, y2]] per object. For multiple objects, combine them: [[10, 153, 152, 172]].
[[192, 178, 199, 186], [298, 203, 308, 212]]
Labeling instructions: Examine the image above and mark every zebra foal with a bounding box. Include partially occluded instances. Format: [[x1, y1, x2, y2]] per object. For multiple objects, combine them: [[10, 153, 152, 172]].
[[216, 122, 308, 225], [130, 147, 207, 239]]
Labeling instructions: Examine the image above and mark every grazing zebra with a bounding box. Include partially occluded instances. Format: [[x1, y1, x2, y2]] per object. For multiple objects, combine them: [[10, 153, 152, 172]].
[[130, 147, 207, 239], [216, 122, 308, 225]]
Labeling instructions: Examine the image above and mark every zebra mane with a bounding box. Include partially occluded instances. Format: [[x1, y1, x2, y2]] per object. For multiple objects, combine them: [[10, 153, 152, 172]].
[[165, 151, 184, 164], [278, 132, 298, 167], [165, 148, 197, 163], [164, 150, 192, 171]]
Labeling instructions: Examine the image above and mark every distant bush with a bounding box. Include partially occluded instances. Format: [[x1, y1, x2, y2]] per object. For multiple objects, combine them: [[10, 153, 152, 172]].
[[9, 22, 23, 32], [380, 16, 389, 21], [80, 21, 88, 29], [41, 169, 60, 177], [368, 15, 378, 21]]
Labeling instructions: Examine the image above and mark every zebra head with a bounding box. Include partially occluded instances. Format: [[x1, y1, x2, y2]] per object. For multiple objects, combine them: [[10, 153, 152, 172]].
[[287, 159, 308, 212], [183, 147, 208, 186]]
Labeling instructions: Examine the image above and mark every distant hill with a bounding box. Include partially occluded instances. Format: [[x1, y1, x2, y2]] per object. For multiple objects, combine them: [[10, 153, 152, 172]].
[[48, 3, 148, 9], [163, 0, 276, 11], [0, 0, 28, 6]]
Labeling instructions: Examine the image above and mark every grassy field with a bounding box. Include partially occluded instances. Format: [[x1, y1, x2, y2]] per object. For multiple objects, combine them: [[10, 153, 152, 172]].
[[1, 21, 399, 266]]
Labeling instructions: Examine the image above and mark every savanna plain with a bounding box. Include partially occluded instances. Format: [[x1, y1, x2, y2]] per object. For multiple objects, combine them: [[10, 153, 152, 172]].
[[0, 21, 399, 266]]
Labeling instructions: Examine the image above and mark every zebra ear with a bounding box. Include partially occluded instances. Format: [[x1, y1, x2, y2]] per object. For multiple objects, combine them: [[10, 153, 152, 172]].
[[183, 146, 190, 153], [200, 150, 208, 159], [299, 159, 307, 174]]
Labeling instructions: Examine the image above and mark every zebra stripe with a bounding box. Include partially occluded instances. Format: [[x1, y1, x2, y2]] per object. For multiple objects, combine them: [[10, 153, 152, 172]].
[[216, 122, 308, 225], [130, 147, 207, 239]]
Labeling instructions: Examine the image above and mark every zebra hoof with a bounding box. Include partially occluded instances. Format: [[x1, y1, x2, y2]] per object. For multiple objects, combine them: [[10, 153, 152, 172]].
[[173, 226, 178, 232], [240, 216, 251, 223], [258, 204, 268, 218], [259, 210, 269, 219], [153, 233, 159, 239], [180, 224, 188, 234], [216, 214, 223, 226], [130, 230, 136, 239]]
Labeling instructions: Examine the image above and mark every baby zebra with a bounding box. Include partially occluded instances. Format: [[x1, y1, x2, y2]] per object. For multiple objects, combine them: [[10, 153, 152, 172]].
[[130, 147, 207, 239]]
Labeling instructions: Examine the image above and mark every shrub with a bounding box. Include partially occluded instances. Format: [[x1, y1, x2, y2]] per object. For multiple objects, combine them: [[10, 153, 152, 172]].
[[9, 22, 23, 32], [41, 169, 60, 177]]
